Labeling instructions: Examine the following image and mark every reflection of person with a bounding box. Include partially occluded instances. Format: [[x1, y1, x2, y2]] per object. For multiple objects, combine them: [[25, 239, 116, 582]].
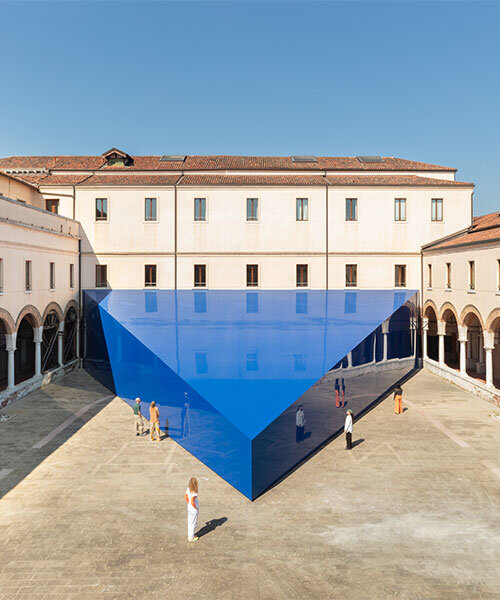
[[335, 378, 340, 408], [184, 477, 199, 542], [341, 378, 346, 407], [296, 405, 306, 443], [344, 410, 353, 450], [149, 401, 161, 441], [133, 397, 144, 436], [394, 385, 403, 414], [181, 392, 191, 437]]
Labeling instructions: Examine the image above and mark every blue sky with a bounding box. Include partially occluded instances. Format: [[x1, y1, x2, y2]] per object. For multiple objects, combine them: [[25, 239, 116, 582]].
[[1, 0, 499, 215]]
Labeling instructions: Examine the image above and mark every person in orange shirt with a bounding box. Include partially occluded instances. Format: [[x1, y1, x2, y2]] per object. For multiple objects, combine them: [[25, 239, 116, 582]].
[[184, 477, 199, 542], [149, 400, 161, 441], [394, 385, 403, 414]]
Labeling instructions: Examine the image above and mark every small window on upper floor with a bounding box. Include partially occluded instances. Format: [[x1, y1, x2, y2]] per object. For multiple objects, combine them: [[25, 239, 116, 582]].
[[96, 265, 108, 288], [394, 198, 406, 221], [296, 264, 308, 287], [395, 264, 406, 288], [431, 198, 443, 222], [469, 261, 475, 290], [296, 198, 308, 221], [25, 260, 32, 292], [96, 198, 108, 221], [427, 264, 432, 288], [247, 264, 258, 287], [246, 198, 258, 221], [145, 198, 157, 222], [0, 258, 3, 293], [194, 197, 206, 222], [194, 264, 206, 288], [446, 262, 452, 289], [46, 199, 59, 214], [345, 264, 358, 287], [145, 265, 157, 288], [70, 264, 74, 289], [49, 262, 55, 290], [346, 198, 358, 221]]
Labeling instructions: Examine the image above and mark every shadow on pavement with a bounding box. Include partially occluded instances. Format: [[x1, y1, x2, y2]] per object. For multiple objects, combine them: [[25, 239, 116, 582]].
[[197, 517, 228, 538]]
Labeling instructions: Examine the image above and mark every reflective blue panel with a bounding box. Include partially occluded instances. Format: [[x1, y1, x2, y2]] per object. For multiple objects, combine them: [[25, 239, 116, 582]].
[[83, 290, 419, 500]]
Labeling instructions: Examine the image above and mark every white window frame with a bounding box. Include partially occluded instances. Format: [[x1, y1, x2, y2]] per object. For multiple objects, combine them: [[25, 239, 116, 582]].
[[144, 197, 158, 223], [95, 197, 109, 223], [431, 198, 443, 222], [194, 197, 208, 223], [296, 197, 309, 222], [246, 197, 260, 222], [345, 198, 358, 222], [394, 198, 407, 222]]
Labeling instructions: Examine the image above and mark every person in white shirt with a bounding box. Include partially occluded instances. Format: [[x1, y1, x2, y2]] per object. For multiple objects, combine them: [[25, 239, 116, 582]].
[[184, 477, 199, 541], [296, 405, 306, 443], [344, 410, 353, 450]]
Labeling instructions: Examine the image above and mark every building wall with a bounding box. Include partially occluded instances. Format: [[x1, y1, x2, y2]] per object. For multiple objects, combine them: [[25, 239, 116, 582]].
[[0, 173, 44, 208]]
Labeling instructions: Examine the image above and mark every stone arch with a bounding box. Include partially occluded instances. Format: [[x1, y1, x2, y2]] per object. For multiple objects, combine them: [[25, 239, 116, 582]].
[[485, 308, 500, 333], [438, 301, 460, 324], [63, 299, 79, 319], [460, 304, 485, 329], [0, 309, 16, 334], [423, 300, 439, 319], [42, 302, 64, 322], [16, 305, 43, 330]]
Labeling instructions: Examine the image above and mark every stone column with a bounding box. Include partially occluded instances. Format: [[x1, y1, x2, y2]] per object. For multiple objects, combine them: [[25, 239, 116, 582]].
[[410, 317, 417, 356], [34, 326, 43, 376], [422, 317, 429, 359], [372, 333, 377, 364], [57, 321, 65, 367], [75, 318, 80, 359], [347, 352, 352, 368], [382, 320, 389, 362], [458, 325, 468, 376], [437, 320, 446, 366], [5, 332, 16, 389], [484, 331, 495, 388]]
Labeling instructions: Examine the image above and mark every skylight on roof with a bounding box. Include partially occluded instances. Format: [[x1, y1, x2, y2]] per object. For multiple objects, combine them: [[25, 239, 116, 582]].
[[291, 156, 317, 163], [160, 155, 186, 162], [357, 156, 385, 163]]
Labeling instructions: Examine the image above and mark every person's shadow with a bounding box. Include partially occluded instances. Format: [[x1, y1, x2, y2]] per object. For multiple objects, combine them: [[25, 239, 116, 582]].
[[196, 517, 228, 538], [352, 438, 365, 448]]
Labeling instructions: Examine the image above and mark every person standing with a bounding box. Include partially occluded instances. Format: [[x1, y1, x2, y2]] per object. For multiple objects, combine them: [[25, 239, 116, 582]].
[[344, 409, 353, 450], [295, 405, 306, 443], [149, 400, 161, 441], [184, 477, 199, 542], [133, 397, 144, 436], [394, 385, 403, 415]]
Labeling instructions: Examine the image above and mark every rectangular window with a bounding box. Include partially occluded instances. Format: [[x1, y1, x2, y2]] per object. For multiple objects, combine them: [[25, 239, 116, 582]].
[[45, 199, 59, 214], [346, 198, 358, 221], [246, 198, 258, 221], [194, 291, 207, 313], [394, 198, 406, 221], [395, 265, 407, 288], [195, 352, 208, 374], [194, 264, 206, 288], [144, 265, 157, 287], [446, 263, 451, 289], [296, 264, 308, 287], [246, 264, 258, 287], [296, 198, 308, 221], [145, 198, 157, 221], [96, 265, 107, 288], [49, 262, 55, 289], [294, 354, 306, 372], [498, 259, 500, 291], [296, 292, 308, 314], [246, 351, 258, 372], [345, 264, 358, 287], [427, 264, 432, 288], [469, 260, 475, 290], [194, 197, 206, 221], [246, 292, 259, 313], [70, 264, 74, 289], [25, 260, 32, 291], [431, 198, 443, 221], [96, 198, 108, 221], [0, 258, 3, 293]]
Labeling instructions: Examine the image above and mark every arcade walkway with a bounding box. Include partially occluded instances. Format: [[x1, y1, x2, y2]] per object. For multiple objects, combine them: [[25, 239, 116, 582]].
[[0, 370, 499, 599]]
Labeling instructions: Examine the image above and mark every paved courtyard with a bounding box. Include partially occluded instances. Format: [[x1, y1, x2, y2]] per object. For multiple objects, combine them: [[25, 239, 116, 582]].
[[0, 368, 499, 599]]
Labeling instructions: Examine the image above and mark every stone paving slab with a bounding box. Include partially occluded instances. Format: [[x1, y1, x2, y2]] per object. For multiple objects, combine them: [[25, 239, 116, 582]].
[[0, 369, 499, 599]]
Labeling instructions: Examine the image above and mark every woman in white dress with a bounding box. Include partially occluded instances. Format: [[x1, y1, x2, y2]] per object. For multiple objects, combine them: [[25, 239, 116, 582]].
[[184, 477, 199, 542], [344, 409, 353, 450]]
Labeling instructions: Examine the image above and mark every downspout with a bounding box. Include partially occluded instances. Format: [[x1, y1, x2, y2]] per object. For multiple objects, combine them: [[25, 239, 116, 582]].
[[72, 185, 76, 220], [78, 237, 82, 366], [420, 248, 424, 367], [174, 181, 178, 290], [325, 176, 329, 290]]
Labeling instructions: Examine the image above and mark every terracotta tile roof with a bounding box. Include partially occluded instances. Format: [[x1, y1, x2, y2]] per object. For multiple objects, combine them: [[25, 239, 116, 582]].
[[425, 211, 500, 250], [0, 171, 40, 190], [0, 155, 456, 172], [177, 174, 328, 186], [77, 174, 181, 186], [326, 175, 473, 187], [36, 174, 93, 185]]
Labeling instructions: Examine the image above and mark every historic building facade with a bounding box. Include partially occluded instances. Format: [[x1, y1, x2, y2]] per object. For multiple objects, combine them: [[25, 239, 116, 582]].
[[422, 212, 500, 405]]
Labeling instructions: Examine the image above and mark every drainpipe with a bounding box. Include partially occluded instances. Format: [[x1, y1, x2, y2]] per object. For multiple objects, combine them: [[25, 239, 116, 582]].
[[78, 237, 82, 364], [174, 182, 178, 290], [325, 177, 329, 290]]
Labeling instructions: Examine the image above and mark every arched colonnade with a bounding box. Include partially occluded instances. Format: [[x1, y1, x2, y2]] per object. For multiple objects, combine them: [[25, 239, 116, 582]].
[[423, 300, 500, 390], [0, 301, 79, 392]]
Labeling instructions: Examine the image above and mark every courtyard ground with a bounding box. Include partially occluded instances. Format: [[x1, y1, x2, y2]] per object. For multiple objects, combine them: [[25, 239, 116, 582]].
[[0, 368, 499, 599]]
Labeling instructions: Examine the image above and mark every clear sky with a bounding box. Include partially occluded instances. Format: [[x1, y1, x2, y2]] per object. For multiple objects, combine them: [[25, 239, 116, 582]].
[[1, 0, 499, 215]]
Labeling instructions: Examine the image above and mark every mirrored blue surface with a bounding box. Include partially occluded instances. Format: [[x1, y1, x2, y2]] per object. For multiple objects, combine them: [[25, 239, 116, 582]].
[[83, 290, 419, 499]]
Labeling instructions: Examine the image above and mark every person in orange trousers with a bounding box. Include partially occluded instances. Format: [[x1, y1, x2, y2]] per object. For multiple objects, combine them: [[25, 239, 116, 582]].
[[394, 385, 403, 414]]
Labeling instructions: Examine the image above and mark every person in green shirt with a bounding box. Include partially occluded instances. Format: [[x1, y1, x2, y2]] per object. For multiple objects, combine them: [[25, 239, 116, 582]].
[[133, 397, 144, 436]]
